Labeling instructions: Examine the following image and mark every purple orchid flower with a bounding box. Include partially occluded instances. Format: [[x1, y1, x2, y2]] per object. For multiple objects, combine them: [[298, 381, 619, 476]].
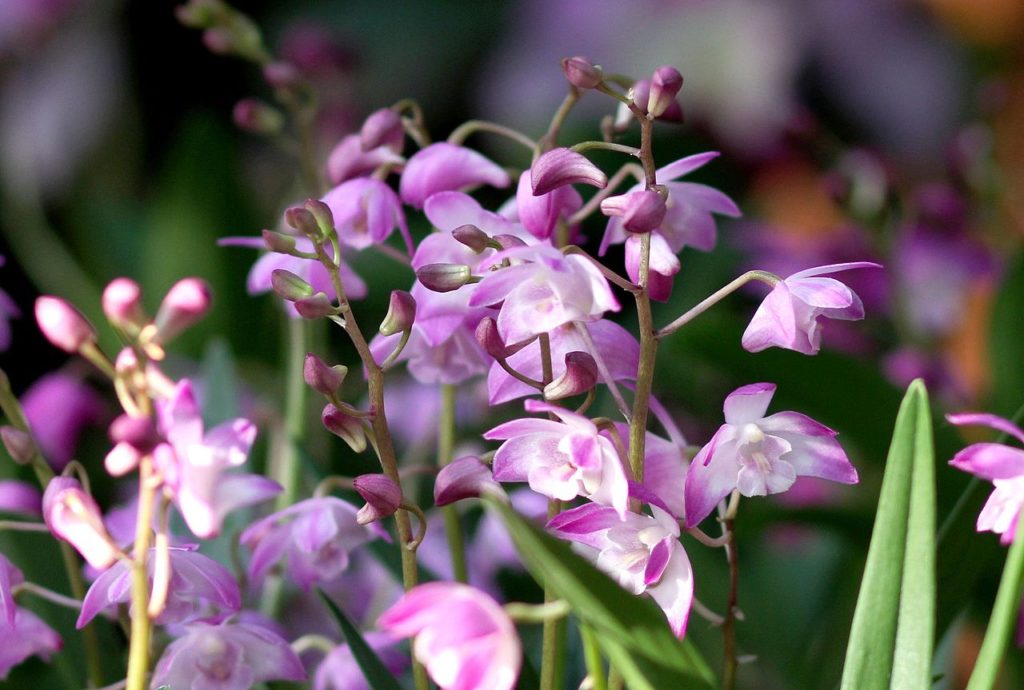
[[239, 496, 385, 591], [947, 413, 1024, 545], [154, 380, 281, 539], [43, 476, 118, 570], [0, 553, 61, 679], [378, 582, 521, 690], [326, 133, 404, 185], [684, 383, 858, 527], [548, 502, 694, 638], [151, 620, 306, 689], [399, 142, 510, 209], [0, 256, 19, 352], [741, 262, 882, 355], [21, 371, 105, 471], [0, 480, 42, 518], [516, 167, 582, 240], [0, 553, 23, 627], [313, 632, 408, 690], [78, 546, 240, 628], [485, 399, 630, 518], [322, 177, 413, 254]]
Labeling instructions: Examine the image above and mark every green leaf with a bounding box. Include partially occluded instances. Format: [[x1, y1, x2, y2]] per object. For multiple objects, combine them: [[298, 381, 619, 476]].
[[483, 496, 716, 690], [317, 589, 404, 690], [965, 514, 1024, 689], [841, 379, 936, 690], [990, 251, 1024, 418]]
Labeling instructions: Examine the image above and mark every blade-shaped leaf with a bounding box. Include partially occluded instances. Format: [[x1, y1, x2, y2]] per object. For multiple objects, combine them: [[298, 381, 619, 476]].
[[484, 495, 715, 690], [841, 379, 936, 689], [317, 589, 404, 690]]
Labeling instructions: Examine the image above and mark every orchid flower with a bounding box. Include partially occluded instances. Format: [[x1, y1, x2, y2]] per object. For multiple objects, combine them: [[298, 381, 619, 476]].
[[399, 142, 510, 208], [0, 554, 61, 680]]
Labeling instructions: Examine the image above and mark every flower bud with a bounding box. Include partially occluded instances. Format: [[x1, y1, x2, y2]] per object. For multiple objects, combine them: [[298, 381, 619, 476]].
[[303, 353, 347, 397], [353, 473, 401, 524], [154, 278, 212, 343], [379, 290, 416, 336], [492, 234, 529, 250], [360, 108, 404, 152], [174, 0, 224, 28], [475, 316, 531, 359], [544, 351, 599, 400], [35, 296, 96, 353], [561, 56, 603, 90], [270, 269, 314, 302], [284, 206, 320, 238], [43, 477, 118, 570], [647, 66, 683, 118], [262, 61, 301, 91], [530, 148, 607, 196], [415, 263, 473, 293], [232, 98, 284, 136], [262, 229, 297, 254], [1, 426, 35, 465], [0, 480, 42, 517], [452, 224, 490, 253], [108, 414, 161, 454], [102, 278, 146, 332], [628, 79, 683, 122], [304, 199, 336, 236], [600, 189, 667, 234], [294, 293, 336, 320], [434, 456, 502, 506], [322, 404, 366, 453], [104, 442, 142, 477]]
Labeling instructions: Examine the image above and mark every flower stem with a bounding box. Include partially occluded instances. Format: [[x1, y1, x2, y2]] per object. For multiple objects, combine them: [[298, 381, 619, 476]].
[[438, 384, 468, 583], [722, 515, 740, 690], [536, 88, 581, 159], [277, 317, 309, 508], [580, 624, 609, 690], [505, 599, 571, 623], [447, 120, 537, 152], [540, 497, 566, 690], [125, 458, 157, 690], [655, 270, 780, 339], [13, 581, 83, 611], [570, 141, 640, 157]]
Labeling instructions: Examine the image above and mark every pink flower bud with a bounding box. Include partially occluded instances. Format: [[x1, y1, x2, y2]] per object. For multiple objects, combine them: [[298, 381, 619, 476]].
[[304, 199, 335, 236], [284, 206, 321, 237], [434, 456, 501, 507], [359, 108, 404, 152], [561, 56, 603, 90], [544, 351, 598, 400], [154, 278, 212, 343], [233, 98, 284, 135], [379, 290, 416, 336], [530, 148, 607, 196], [303, 353, 347, 397], [0, 426, 35, 465], [452, 224, 490, 253], [0, 480, 42, 517], [647, 66, 683, 118], [628, 79, 684, 122], [321, 404, 367, 453], [475, 317, 531, 360], [104, 441, 141, 477], [262, 61, 301, 90], [270, 269, 314, 301], [43, 477, 118, 570], [294, 293, 336, 319], [262, 229, 297, 254], [600, 189, 667, 234], [108, 414, 161, 454], [102, 278, 146, 332], [353, 473, 401, 524], [416, 263, 473, 293], [492, 234, 528, 250], [35, 296, 96, 353]]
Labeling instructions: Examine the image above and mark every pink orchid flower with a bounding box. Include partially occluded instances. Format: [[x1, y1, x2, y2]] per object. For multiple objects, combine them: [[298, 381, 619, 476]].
[[399, 142, 510, 209], [0, 554, 61, 680]]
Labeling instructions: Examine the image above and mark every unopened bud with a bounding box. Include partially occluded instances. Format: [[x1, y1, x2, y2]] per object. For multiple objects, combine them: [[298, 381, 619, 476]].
[[475, 316, 531, 359], [600, 189, 667, 234], [544, 351, 598, 400], [108, 414, 161, 454], [379, 290, 416, 336], [360, 108, 404, 152], [233, 98, 284, 136], [284, 206, 321, 238], [262, 229, 297, 254], [303, 353, 347, 397], [262, 61, 301, 91], [493, 234, 528, 250], [353, 473, 401, 524], [531, 147, 607, 196], [647, 66, 683, 118], [416, 263, 473, 293], [104, 442, 142, 477], [43, 477, 118, 570], [452, 224, 490, 253], [175, 0, 225, 28], [102, 278, 146, 332], [628, 79, 683, 123], [270, 269, 314, 302], [304, 199, 335, 236], [294, 293, 336, 320], [154, 278, 212, 343], [561, 56, 603, 90], [35, 296, 96, 353], [434, 456, 502, 507], [1, 427, 35, 465], [322, 404, 367, 453]]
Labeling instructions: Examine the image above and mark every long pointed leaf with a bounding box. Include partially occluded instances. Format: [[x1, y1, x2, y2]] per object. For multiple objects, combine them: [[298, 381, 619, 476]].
[[841, 379, 936, 689], [317, 589, 404, 690]]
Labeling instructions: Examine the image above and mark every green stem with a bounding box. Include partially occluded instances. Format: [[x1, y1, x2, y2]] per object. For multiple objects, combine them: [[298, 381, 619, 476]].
[[580, 624, 609, 690], [504, 599, 571, 623], [277, 317, 309, 508], [535, 89, 581, 159], [655, 270, 781, 339], [540, 497, 565, 690], [570, 140, 639, 157], [438, 384, 468, 583], [125, 460, 157, 690], [448, 120, 537, 152]]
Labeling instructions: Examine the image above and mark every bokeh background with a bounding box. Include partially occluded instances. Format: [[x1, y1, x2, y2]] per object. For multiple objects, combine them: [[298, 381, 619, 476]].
[[1, 0, 1023, 687]]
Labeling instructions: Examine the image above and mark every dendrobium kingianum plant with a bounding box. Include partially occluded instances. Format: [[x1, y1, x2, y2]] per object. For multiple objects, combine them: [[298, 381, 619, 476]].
[[2, 3, 1022, 690]]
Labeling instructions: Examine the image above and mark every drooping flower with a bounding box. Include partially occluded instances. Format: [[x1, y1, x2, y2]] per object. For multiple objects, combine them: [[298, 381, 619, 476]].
[[321, 177, 412, 254], [947, 413, 1024, 545], [326, 133, 404, 185], [485, 399, 629, 518], [515, 167, 582, 240], [741, 262, 881, 355], [313, 633, 408, 690], [154, 380, 281, 539], [151, 620, 306, 689], [399, 142, 510, 209], [434, 456, 502, 507], [239, 496, 385, 590], [548, 502, 694, 638], [684, 383, 858, 527], [43, 477, 119, 570], [378, 582, 521, 690]]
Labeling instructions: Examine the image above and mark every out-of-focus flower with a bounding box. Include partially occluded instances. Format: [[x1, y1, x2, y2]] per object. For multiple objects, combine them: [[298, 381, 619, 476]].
[[78, 546, 240, 628], [0, 257, 19, 352], [399, 142, 510, 209], [485, 399, 629, 518], [154, 380, 280, 539], [741, 262, 881, 355], [434, 456, 502, 507], [0, 480, 41, 517], [947, 413, 1024, 545], [548, 502, 693, 638], [20, 372, 105, 471], [34, 296, 96, 353], [313, 632, 408, 690], [684, 383, 858, 527], [0, 553, 61, 678], [326, 134, 404, 185], [240, 496, 385, 590], [378, 582, 521, 690], [43, 476, 118, 570], [151, 621, 305, 689], [322, 177, 412, 253], [0, 553, 23, 627], [152, 277, 212, 345]]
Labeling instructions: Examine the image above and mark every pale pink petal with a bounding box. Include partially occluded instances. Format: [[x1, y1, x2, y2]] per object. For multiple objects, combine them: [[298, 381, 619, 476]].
[[645, 540, 694, 639], [947, 413, 1024, 446], [722, 383, 776, 425]]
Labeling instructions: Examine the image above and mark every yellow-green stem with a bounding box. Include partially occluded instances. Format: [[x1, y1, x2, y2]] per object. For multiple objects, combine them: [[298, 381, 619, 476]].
[[438, 384, 468, 583], [125, 460, 157, 690], [580, 624, 608, 690], [540, 498, 565, 690]]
